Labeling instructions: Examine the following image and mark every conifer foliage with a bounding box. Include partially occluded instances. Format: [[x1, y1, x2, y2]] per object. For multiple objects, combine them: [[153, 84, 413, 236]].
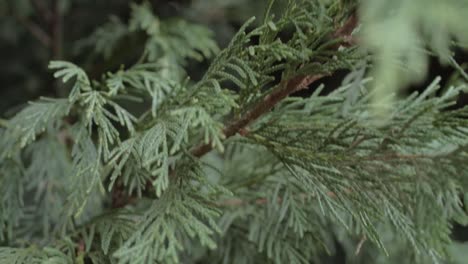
[[1, 0, 468, 263]]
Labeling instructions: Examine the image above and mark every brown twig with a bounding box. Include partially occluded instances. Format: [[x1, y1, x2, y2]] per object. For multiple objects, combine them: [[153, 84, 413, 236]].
[[191, 74, 326, 157], [191, 15, 357, 157], [109, 76, 328, 208], [332, 13, 359, 48]]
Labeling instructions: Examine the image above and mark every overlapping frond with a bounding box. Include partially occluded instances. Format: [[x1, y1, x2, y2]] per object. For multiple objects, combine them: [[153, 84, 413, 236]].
[[0, 247, 45, 264], [0, 155, 24, 242], [49, 61, 91, 102], [78, 210, 136, 257], [129, 2, 218, 63], [113, 189, 221, 264], [237, 76, 468, 261], [106, 63, 179, 115], [0, 98, 70, 156]]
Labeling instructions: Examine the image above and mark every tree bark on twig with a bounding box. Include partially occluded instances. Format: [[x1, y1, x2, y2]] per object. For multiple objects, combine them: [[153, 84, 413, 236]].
[[191, 14, 358, 157], [191, 74, 326, 157]]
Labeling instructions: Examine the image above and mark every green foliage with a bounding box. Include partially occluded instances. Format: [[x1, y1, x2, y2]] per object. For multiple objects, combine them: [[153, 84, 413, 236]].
[[105, 62, 179, 116], [0, 247, 45, 264], [114, 189, 221, 264], [359, 0, 468, 115], [247, 77, 468, 262], [0, 98, 70, 155], [129, 2, 219, 63], [0, 1, 468, 264], [0, 154, 24, 242], [79, 209, 136, 256]]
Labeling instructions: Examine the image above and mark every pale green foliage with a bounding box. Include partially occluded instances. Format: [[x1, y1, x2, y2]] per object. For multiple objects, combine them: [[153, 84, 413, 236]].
[[171, 106, 226, 152], [198, 76, 468, 264], [49, 61, 92, 102], [245, 77, 468, 261], [0, 98, 70, 155], [106, 63, 179, 116], [359, 0, 468, 115], [20, 137, 72, 242], [1, 1, 468, 264], [78, 210, 136, 256], [0, 247, 45, 264], [114, 189, 221, 264], [0, 243, 77, 264], [107, 109, 225, 197], [0, 155, 24, 242], [65, 127, 104, 218]]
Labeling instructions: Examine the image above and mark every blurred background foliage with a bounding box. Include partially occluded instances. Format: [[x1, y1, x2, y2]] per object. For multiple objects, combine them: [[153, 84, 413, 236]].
[[0, 0, 270, 113], [1, 0, 467, 263]]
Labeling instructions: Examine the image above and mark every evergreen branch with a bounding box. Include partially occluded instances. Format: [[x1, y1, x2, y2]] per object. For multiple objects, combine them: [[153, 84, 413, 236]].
[[0, 247, 46, 263], [110, 13, 358, 208], [4, 1, 468, 263], [0, 98, 70, 155], [191, 14, 358, 158], [191, 74, 326, 157], [113, 190, 221, 264], [214, 151, 453, 208]]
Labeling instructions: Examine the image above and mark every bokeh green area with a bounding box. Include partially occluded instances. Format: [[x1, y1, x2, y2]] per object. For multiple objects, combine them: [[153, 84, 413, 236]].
[[449, 242, 468, 264]]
